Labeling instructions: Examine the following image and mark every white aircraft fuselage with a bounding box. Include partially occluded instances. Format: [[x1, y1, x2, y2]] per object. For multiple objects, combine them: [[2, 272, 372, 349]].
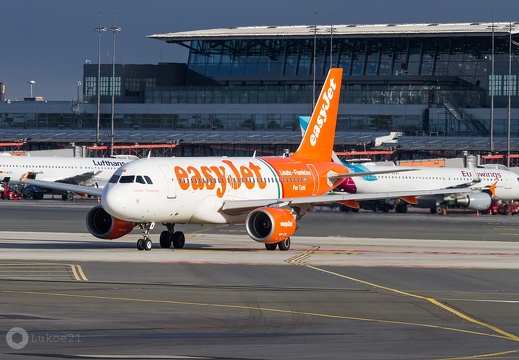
[[339, 164, 519, 200], [0, 156, 133, 187], [102, 156, 330, 225]]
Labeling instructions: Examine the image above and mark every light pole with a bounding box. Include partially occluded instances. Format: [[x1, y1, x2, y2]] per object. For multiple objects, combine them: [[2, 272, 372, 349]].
[[76, 81, 82, 112], [28, 80, 35, 98], [110, 12, 121, 156], [490, 9, 495, 154], [94, 12, 106, 145], [507, 9, 513, 168]]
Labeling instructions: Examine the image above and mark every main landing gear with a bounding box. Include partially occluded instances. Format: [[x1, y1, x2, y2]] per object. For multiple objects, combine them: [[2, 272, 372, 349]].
[[136, 223, 186, 251], [264, 237, 291, 251], [159, 223, 185, 249], [136, 223, 290, 251]]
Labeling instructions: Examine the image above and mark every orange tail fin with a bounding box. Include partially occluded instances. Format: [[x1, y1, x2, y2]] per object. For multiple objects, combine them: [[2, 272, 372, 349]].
[[292, 67, 343, 162]]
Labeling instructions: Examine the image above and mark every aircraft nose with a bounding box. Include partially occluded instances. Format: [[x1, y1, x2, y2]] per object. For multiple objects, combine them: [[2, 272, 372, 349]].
[[101, 185, 128, 219]]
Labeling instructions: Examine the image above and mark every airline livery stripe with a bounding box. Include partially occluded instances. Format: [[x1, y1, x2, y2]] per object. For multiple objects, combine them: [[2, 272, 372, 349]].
[[257, 158, 282, 198]]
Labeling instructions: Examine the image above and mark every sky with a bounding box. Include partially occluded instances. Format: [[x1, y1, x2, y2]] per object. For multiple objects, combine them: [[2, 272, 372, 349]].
[[1, 0, 516, 100]]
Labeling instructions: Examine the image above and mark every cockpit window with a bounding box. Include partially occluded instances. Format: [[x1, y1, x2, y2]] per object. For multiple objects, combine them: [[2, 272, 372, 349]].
[[114, 174, 153, 184], [119, 175, 135, 183], [109, 175, 120, 184]]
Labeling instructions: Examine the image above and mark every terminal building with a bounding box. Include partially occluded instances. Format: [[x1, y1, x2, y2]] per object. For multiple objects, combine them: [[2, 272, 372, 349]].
[[1, 22, 519, 163]]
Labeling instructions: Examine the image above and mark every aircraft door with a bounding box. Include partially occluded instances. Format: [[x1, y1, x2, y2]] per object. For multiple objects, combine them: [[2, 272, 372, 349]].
[[307, 164, 319, 195], [505, 174, 512, 189], [159, 165, 176, 199]]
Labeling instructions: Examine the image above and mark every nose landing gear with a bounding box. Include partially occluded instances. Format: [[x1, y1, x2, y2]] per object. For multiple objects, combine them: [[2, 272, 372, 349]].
[[136, 222, 155, 251]]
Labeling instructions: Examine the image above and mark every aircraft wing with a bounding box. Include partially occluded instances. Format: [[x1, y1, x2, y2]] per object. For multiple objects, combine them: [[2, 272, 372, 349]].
[[20, 170, 102, 185], [29, 171, 100, 184], [221, 187, 475, 215], [21, 179, 103, 197]]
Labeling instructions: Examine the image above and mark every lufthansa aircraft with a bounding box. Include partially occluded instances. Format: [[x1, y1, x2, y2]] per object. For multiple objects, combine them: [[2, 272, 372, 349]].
[[25, 68, 479, 250], [0, 155, 134, 199]]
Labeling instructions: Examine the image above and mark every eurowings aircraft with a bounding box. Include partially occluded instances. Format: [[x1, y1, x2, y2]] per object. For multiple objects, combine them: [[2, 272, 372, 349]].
[[0, 155, 134, 199], [24, 68, 480, 251], [298, 117, 519, 214], [335, 162, 519, 214]]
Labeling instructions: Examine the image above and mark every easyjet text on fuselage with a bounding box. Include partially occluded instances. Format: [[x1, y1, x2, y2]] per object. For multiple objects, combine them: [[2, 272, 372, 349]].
[[174, 159, 266, 198]]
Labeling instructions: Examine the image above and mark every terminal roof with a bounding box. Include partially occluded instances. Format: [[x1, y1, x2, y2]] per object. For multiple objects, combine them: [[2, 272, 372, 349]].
[[148, 22, 519, 42]]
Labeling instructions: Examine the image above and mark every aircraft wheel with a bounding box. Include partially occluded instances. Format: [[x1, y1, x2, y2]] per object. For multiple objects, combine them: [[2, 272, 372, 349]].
[[144, 239, 152, 251], [278, 237, 290, 251], [265, 243, 277, 250], [396, 203, 407, 213], [159, 231, 172, 248], [435, 206, 444, 215], [33, 192, 44, 200], [136, 239, 145, 251], [172, 231, 185, 249]]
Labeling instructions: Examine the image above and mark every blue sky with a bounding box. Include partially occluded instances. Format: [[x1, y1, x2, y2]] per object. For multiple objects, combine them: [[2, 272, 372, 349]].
[[1, 0, 515, 100]]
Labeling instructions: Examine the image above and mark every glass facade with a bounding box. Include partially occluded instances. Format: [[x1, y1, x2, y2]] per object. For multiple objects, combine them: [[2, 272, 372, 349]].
[[185, 36, 502, 81], [143, 35, 519, 111]]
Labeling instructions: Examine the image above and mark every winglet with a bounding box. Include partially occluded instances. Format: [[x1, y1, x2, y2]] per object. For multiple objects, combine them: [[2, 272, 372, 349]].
[[489, 181, 498, 197], [292, 68, 343, 162]]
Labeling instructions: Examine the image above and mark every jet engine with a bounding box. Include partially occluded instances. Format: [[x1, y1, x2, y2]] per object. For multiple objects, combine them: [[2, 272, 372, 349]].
[[246, 208, 297, 243], [86, 205, 136, 239], [452, 192, 491, 211]]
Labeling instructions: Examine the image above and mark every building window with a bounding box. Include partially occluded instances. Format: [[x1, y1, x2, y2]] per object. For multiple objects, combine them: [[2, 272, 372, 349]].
[[84, 76, 96, 96]]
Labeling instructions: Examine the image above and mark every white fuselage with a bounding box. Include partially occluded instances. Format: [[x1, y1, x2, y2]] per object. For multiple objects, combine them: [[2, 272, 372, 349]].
[[348, 165, 519, 200], [0, 156, 133, 186], [101, 156, 323, 224]]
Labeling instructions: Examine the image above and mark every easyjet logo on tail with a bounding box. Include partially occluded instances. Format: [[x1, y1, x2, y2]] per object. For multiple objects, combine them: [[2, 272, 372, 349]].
[[310, 77, 337, 147], [290, 67, 342, 162]]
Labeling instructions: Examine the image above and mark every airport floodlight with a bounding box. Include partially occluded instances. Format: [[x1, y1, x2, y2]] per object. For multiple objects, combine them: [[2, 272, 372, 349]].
[[28, 80, 35, 97]]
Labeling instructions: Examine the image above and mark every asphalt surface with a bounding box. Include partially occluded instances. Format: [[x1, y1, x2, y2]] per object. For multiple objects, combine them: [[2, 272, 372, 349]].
[[1, 199, 519, 359]]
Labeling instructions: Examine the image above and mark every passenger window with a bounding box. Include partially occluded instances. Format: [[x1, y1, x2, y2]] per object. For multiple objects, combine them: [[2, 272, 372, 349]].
[[119, 175, 135, 183]]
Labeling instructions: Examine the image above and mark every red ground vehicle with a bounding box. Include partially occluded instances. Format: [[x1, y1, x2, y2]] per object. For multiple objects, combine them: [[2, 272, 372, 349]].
[[482, 198, 519, 215], [0, 184, 22, 200]]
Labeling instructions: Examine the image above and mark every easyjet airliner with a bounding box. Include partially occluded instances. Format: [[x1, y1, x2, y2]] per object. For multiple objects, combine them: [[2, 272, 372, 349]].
[[25, 68, 479, 250]]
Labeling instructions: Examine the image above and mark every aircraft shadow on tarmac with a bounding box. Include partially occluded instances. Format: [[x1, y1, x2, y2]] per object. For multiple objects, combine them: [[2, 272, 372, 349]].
[[0, 240, 251, 251]]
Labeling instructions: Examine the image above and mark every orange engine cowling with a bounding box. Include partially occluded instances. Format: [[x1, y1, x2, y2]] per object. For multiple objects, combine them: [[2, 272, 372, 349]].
[[86, 205, 136, 240], [246, 207, 297, 243]]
